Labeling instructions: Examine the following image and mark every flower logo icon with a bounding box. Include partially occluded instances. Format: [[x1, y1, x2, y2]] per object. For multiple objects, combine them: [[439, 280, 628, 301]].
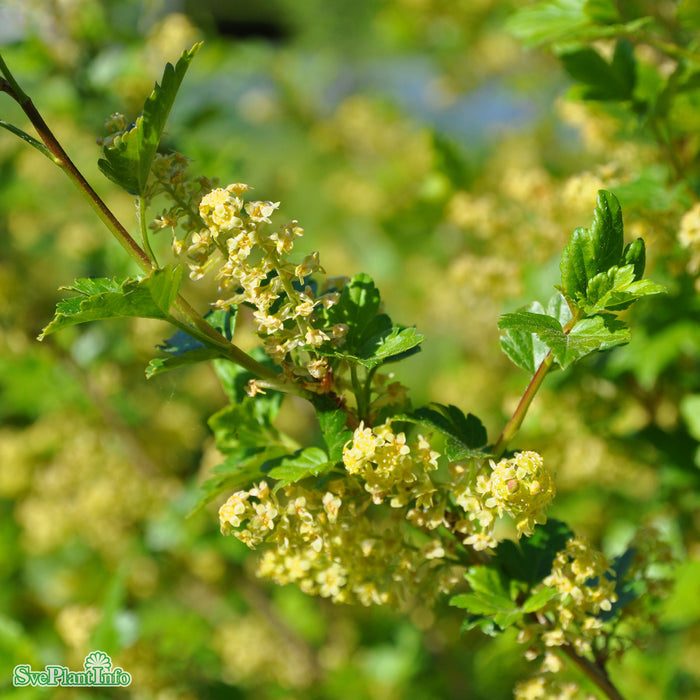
[[84, 651, 112, 672]]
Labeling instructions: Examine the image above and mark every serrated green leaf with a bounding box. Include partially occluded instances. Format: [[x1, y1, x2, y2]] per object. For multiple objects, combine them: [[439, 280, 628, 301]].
[[401, 403, 487, 459], [500, 329, 549, 374], [451, 566, 522, 629], [208, 396, 284, 454], [558, 40, 635, 101], [590, 190, 624, 268], [499, 310, 566, 356], [39, 266, 183, 339], [325, 273, 381, 349], [560, 190, 623, 301], [98, 43, 201, 195], [322, 274, 423, 368], [494, 520, 574, 585], [622, 237, 646, 279], [357, 325, 424, 367], [557, 314, 630, 367], [584, 265, 665, 313], [267, 447, 334, 490], [313, 396, 353, 462], [585, 265, 637, 309], [521, 586, 559, 613], [499, 300, 570, 372]]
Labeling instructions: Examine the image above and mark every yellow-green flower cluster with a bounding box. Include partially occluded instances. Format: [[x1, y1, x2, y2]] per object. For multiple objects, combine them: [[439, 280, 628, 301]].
[[514, 675, 593, 700], [450, 452, 555, 551], [180, 184, 346, 379], [219, 478, 463, 606], [518, 537, 617, 661], [341, 421, 440, 508]]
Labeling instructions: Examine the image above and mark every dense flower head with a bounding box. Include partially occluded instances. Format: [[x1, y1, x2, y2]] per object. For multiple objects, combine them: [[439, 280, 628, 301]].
[[449, 451, 555, 551], [149, 171, 348, 386], [219, 478, 464, 606], [342, 421, 440, 508], [488, 451, 556, 536]]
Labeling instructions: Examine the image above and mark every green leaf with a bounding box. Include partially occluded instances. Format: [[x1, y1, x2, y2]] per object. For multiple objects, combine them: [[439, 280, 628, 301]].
[[330, 323, 425, 369], [583, 0, 620, 23], [521, 586, 559, 613], [326, 273, 381, 348], [0, 120, 52, 160], [323, 274, 423, 368], [146, 308, 237, 378], [401, 403, 487, 460], [213, 346, 277, 404], [313, 396, 353, 462], [559, 40, 636, 100], [508, 0, 649, 47], [507, 0, 590, 47], [146, 348, 221, 378], [98, 43, 201, 195], [560, 190, 623, 301], [266, 447, 335, 490], [451, 566, 522, 629], [558, 314, 630, 367], [499, 310, 566, 355], [494, 519, 574, 585], [208, 396, 284, 454], [622, 237, 646, 279], [584, 265, 665, 313], [189, 446, 289, 516], [499, 295, 573, 373], [39, 266, 183, 339]]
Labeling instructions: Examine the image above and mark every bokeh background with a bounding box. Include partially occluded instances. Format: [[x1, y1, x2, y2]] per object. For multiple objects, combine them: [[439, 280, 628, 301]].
[[1, 1, 699, 698]]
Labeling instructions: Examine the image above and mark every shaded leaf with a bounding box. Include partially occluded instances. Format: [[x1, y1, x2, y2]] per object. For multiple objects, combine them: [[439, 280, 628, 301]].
[[208, 396, 284, 454], [401, 403, 487, 459], [451, 566, 522, 629], [189, 446, 289, 516], [146, 307, 237, 378], [494, 519, 574, 585]]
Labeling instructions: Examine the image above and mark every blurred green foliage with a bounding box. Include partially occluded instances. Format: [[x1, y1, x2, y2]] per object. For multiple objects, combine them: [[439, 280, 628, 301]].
[[0, 0, 698, 698]]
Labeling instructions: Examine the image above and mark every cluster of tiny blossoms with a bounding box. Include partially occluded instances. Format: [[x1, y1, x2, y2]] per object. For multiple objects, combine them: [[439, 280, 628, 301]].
[[342, 421, 440, 508], [449, 452, 556, 551], [518, 536, 617, 666], [219, 478, 463, 606], [219, 423, 561, 606], [514, 675, 594, 700]]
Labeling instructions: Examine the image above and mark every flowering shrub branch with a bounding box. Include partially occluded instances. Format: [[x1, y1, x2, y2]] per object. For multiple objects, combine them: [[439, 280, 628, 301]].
[[0, 11, 682, 697]]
